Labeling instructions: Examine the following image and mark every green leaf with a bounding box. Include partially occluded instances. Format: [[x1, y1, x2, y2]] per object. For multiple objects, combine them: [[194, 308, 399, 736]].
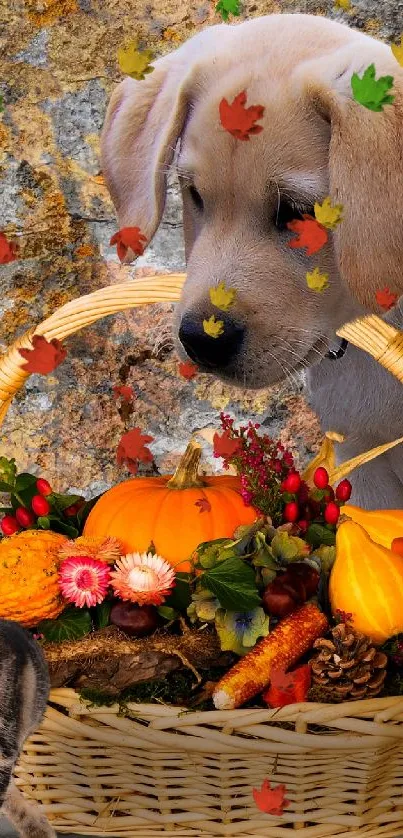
[[195, 538, 232, 569], [37, 607, 92, 643], [37, 515, 78, 537], [164, 572, 192, 612], [15, 473, 38, 492], [76, 493, 103, 532], [311, 545, 336, 573], [0, 95, 3, 113], [215, 0, 241, 22], [306, 523, 336, 548], [157, 606, 179, 621], [351, 63, 395, 112], [0, 481, 13, 493], [271, 531, 310, 561], [37, 515, 51, 529], [0, 457, 17, 487], [92, 601, 111, 629], [51, 492, 83, 512], [201, 556, 261, 611]]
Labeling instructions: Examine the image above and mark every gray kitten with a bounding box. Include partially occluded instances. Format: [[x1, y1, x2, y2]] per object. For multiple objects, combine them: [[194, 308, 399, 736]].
[[0, 620, 56, 838]]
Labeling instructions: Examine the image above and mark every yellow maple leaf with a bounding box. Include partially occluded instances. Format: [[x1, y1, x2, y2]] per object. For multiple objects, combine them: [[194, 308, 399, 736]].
[[209, 281, 237, 311], [117, 39, 155, 80], [314, 197, 343, 230], [391, 36, 403, 67], [203, 315, 225, 338], [306, 267, 329, 293], [334, 0, 351, 9]]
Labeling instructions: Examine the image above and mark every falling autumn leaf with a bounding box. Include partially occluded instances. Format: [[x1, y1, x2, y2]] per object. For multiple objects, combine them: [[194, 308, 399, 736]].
[[391, 36, 403, 67], [117, 38, 155, 80], [18, 335, 67, 375], [213, 429, 243, 459], [219, 90, 265, 141], [203, 315, 225, 338], [215, 0, 241, 22], [334, 0, 351, 9], [209, 281, 237, 312], [0, 232, 18, 264], [253, 779, 290, 816], [112, 384, 134, 402], [110, 227, 147, 262], [178, 361, 198, 380], [351, 64, 395, 112], [306, 267, 329, 293], [195, 498, 212, 513], [376, 287, 398, 310], [116, 427, 154, 474], [262, 665, 311, 708], [287, 215, 328, 256], [314, 197, 343, 230]]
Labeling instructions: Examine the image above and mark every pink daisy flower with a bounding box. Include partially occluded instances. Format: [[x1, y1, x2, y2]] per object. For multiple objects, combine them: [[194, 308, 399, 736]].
[[110, 552, 176, 606], [59, 555, 111, 608]]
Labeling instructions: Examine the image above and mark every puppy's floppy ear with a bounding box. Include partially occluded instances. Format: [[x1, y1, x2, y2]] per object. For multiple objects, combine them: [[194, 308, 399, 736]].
[[100, 26, 228, 256], [300, 40, 403, 311]]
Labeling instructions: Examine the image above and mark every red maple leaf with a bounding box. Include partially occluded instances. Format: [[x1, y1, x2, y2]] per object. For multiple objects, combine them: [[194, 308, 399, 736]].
[[18, 335, 67, 374], [375, 287, 398, 310], [110, 227, 147, 262], [213, 429, 243, 459], [116, 427, 154, 474], [0, 232, 18, 264], [287, 215, 328, 256], [178, 361, 198, 380], [219, 90, 265, 141], [262, 665, 311, 708], [112, 384, 134, 402], [253, 779, 290, 816], [195, 497, 211, 513]]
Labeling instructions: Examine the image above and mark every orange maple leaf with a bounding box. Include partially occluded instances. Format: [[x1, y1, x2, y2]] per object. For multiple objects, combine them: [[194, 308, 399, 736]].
[[195, 497, 212, 513], [178, 360, 198, 380], [375, 287, 398, 310], [262, 665, 311, 708], [112, 384, 134, 402], [18, 335, 67, 374], [110, 227, 148, 262], [116, 427, 154, 474], [0, 232, 18, 264], [213, 429, 243, 459], [219, 90, 265, 141], [287, 215, 328, 256], [253, 779, 290, 815]]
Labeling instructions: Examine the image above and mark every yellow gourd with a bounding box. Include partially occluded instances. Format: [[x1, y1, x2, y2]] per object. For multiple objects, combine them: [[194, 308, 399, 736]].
[[341, 504, 403, 550], [329, 519, 403, 643]]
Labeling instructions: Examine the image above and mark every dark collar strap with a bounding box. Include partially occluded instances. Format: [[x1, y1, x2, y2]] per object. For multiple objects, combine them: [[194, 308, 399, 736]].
[[326, 338, 349, 360]]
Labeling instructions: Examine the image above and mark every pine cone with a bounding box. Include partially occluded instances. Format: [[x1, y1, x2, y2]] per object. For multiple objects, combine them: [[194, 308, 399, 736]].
[[309, 623, 387, 701]]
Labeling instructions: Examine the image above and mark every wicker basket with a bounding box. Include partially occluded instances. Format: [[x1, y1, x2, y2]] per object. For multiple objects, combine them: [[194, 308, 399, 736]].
[[1, 273, 403, 838]]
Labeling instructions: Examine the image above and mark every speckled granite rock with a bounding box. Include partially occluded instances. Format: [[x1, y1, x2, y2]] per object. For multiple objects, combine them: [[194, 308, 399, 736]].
[[0, 0, 400, 495]]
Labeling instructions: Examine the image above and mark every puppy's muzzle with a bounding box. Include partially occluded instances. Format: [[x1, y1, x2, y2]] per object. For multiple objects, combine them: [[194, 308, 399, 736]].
[[179, 313, 245, 369]]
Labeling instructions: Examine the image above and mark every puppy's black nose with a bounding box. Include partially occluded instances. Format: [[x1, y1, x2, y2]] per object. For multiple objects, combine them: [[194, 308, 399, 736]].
[[179, 313, 244, 369]]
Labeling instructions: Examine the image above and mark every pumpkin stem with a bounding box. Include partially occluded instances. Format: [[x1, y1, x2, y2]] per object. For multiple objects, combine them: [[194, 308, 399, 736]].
[[166, 440, 206, 489]]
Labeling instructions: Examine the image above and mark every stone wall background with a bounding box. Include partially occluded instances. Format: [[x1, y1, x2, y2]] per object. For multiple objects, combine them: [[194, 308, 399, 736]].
[[1, 0, 401, 496]]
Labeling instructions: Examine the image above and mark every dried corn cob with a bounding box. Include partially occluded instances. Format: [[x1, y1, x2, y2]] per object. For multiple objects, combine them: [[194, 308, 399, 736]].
[[213, 603, 328, 710]]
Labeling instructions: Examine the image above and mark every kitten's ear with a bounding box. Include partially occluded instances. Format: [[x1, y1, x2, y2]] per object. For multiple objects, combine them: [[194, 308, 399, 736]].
[[301, 41, 403, 311]]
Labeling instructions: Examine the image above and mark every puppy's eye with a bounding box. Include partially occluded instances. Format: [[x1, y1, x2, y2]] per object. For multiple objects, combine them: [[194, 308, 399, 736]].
[[274, 199, 315, 231], [188, 184, 204, 212]]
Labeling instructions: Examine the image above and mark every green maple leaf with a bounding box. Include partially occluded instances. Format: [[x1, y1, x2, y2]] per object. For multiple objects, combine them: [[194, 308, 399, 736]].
[[351, 63, 395, 112], [215, 0, 241, 22]]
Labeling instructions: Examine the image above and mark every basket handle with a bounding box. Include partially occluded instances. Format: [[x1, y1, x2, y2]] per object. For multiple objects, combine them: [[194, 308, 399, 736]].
[[0, 273, 186, 426]]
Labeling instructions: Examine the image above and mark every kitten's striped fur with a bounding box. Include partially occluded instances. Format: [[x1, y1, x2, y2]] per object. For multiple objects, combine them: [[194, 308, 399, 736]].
[[0, 620, 56, 837]]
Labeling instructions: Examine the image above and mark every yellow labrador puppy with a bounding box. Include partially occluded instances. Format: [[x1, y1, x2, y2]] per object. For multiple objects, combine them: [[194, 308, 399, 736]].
[[101, 13, 403, 508]]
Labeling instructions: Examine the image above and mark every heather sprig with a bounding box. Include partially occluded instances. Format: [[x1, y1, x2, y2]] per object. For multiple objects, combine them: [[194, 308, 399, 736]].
[[214, 413, 294, 522]]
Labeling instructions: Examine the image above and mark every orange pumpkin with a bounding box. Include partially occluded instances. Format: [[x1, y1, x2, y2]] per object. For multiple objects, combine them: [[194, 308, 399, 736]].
[[329, 519, 403, 643], [84, 439, 258, 571]]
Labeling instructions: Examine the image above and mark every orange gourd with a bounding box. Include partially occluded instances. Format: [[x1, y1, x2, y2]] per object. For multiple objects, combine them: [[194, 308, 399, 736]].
[[84, 439, 258, 572], [341, 504, 403, 550], [329, 519, 403, 643], [0, 529, 68, 627]]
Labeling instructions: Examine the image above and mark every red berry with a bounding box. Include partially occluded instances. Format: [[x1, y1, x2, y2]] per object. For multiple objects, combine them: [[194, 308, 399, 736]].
[[36, 478, 52, 496], [324, 501, 340, 525], [31, 495, 51, 516], [1, 516, 20, 536], [335, 478, 352, 502], [313, 467, 329, 489], [15, 507, 35, 528], [283, 501, 299, 523], [298, 519, 309, 534], [282, 471, 301, 494]]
